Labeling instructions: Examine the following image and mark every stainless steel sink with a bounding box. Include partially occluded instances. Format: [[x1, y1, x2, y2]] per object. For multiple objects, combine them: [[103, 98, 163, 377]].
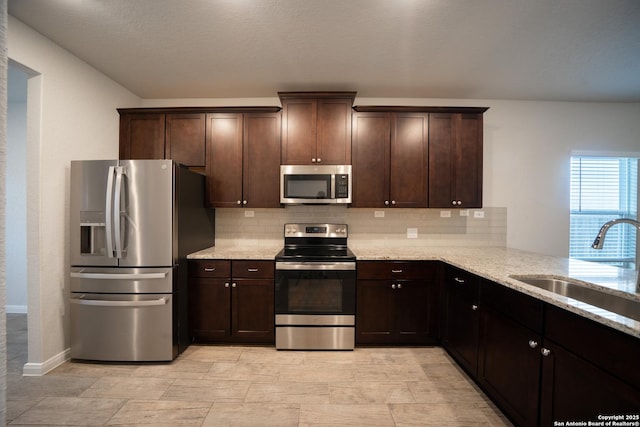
[[509, 275, 640, 322]]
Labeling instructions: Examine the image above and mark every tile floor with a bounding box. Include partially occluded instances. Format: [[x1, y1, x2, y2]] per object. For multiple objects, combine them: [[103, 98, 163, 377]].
[[6, 314, 513, 426]]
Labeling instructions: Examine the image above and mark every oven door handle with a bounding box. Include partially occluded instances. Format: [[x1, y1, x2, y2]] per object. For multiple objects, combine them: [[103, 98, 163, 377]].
[[276, 262, 356, 271]]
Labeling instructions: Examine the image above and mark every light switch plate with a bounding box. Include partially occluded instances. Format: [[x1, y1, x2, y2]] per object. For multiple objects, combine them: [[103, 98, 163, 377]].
[[407, 228, 418, 239], [440, 211, 451, 218]]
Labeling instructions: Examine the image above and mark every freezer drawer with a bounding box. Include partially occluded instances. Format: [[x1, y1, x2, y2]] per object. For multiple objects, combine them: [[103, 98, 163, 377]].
[[70, 293, 175, 361]]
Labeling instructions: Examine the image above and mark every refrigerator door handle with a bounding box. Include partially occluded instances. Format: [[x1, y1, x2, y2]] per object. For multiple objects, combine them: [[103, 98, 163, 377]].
[[114, 166, 125, 259], [105, 166, 116, 258], [70, 271, 168, 280], [71, 296, 169, 307]]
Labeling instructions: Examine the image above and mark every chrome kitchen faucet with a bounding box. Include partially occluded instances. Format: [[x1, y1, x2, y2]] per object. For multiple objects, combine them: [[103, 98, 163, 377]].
[[592, 218, 640, 292]]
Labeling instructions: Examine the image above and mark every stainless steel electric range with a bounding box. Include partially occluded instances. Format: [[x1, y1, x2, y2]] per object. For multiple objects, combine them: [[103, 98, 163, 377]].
[[274, 223, 356, 350]]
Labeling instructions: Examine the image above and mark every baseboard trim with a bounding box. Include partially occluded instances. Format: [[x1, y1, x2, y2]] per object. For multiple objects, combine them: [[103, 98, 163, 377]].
[[6, 305, 28, 314], [22, 348, 70, 376]]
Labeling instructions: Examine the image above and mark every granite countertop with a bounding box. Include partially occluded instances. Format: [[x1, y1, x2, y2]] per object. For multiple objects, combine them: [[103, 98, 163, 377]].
[[188, 242, 640, 339]]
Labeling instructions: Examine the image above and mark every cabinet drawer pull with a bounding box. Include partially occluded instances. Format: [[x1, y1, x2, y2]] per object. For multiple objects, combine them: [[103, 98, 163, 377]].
[[204, 267, 216, 272], [454, 277, 465, 283], [391, 269, 403, 273], [247, 268, 259, 272]]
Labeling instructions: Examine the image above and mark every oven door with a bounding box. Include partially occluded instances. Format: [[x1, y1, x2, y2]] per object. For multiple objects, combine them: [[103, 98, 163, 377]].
[[275, 262, 356, 322]]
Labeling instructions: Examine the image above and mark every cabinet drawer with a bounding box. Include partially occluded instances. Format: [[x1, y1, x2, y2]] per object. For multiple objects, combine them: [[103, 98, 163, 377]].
[[232, 260, 274, 279], [189, 260, 231, 278], [481, 279, 543, 334], [358, 261, 436, 280]]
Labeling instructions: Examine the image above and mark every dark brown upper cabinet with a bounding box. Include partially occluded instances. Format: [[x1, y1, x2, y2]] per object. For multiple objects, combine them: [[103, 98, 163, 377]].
[[206, 111, 281, 208], [119, 112, 166, 161], [119, 110, 205, 168], [351, 111, 429, 208], [429, 112, 486, 208], [279, 92, 356, 165]]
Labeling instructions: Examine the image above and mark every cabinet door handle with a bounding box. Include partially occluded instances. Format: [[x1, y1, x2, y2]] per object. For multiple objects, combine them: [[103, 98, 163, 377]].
[[243, 200, 247, 205], [541, 348, 551, 357], [471, 304, 478, 311], [247, 268, 259, 272], [204, 268, 216, 272], [317, 158, 321, 163], [397, 283, 402, 289], [232, 283, 237, 288], [312, 158, 317, 163], [391, 200, 396, 205], [225, 282, 230, 288], [391, 284, 397, 289], [454, 277, 465, 284], [236, 200, 242, 205], [528, 340, 539, 349], [385, 201, 390, 205]]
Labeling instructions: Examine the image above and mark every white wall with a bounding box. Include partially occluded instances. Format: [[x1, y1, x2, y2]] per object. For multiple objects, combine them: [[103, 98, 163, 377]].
[[7, 16, 140, 372]]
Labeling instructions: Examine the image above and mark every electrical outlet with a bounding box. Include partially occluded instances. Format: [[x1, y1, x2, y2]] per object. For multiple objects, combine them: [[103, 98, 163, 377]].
[[374, 211, 385, 218], [473, 211, 485, 219], [244, 210, 255, 218], [459, 210, 469, 217], [407, 228, 418, 239], [440, 211, 451, 218]]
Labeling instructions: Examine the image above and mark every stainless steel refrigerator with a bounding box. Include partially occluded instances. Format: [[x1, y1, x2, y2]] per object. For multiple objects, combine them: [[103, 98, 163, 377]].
[[69, 159, 214, 362]]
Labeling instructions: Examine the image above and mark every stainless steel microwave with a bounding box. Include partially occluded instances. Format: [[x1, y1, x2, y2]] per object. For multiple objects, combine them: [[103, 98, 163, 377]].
[[280, 165, 352, 204]]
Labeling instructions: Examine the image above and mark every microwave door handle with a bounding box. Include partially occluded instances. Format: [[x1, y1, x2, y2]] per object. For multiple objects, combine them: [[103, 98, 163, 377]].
[[104, 166, 116, 258], [331, 174, 337, 199], [113, 166, 124, 259]]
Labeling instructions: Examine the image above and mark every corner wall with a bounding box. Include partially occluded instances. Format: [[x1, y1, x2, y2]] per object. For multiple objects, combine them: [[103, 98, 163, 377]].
[[7, 16, 140, 372]]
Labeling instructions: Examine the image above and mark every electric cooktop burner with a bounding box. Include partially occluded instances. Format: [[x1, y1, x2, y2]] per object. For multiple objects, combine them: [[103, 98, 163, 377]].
[[275, 223, 356, 262]]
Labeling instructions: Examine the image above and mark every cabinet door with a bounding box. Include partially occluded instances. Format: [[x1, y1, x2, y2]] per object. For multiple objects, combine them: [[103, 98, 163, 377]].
[[119, 113, 165, 160], [281, 98, 317, 165], [231, 279, 275, 343], [442, 268, 480, 376], [428, 113, 455, 207], [206, 113, 243, 207], [394, 279, 439, 345], [455, 114, 483, 207], [429, 113, 483, 208], [356, 280, 395, 344], [478, 307, 541, 427], [351, 113, 390, 208], [242, 113, 281, 208], [165, 113, 205, 167], [316, 98, 352, 165], [540, 340, 640, 425], [189, 277, 231, 341], [389, 113, 428, 207]]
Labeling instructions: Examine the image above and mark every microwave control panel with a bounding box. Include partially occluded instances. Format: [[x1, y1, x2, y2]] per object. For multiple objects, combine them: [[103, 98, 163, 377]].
[[336, 175, 349, 198]]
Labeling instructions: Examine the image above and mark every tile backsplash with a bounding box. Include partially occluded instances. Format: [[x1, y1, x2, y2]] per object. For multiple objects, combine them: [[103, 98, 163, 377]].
[[214, 206, 506, 248]]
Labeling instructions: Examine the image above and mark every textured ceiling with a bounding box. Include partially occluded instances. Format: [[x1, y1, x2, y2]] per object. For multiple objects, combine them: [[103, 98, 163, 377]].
[[8, 0, 640, 102]]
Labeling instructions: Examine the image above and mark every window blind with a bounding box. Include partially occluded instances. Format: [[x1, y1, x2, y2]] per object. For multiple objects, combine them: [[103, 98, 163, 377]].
[[569, 156, 638, 268]]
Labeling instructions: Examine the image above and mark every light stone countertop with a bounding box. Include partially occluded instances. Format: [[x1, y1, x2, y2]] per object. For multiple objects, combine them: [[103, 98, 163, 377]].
[[188, 242, 640, 339]]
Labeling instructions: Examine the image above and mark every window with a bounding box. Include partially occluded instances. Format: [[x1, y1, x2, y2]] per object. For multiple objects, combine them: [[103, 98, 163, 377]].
[[569, 156, 638, 269]]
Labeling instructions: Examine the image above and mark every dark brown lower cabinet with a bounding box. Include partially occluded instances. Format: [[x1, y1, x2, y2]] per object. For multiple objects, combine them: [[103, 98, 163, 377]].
[[356, 261, 439, 345], [540, 340, 640, 424], [189, 260, 274, 344], [441, 266, 480, 377], [478, 305, 542, 427]]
